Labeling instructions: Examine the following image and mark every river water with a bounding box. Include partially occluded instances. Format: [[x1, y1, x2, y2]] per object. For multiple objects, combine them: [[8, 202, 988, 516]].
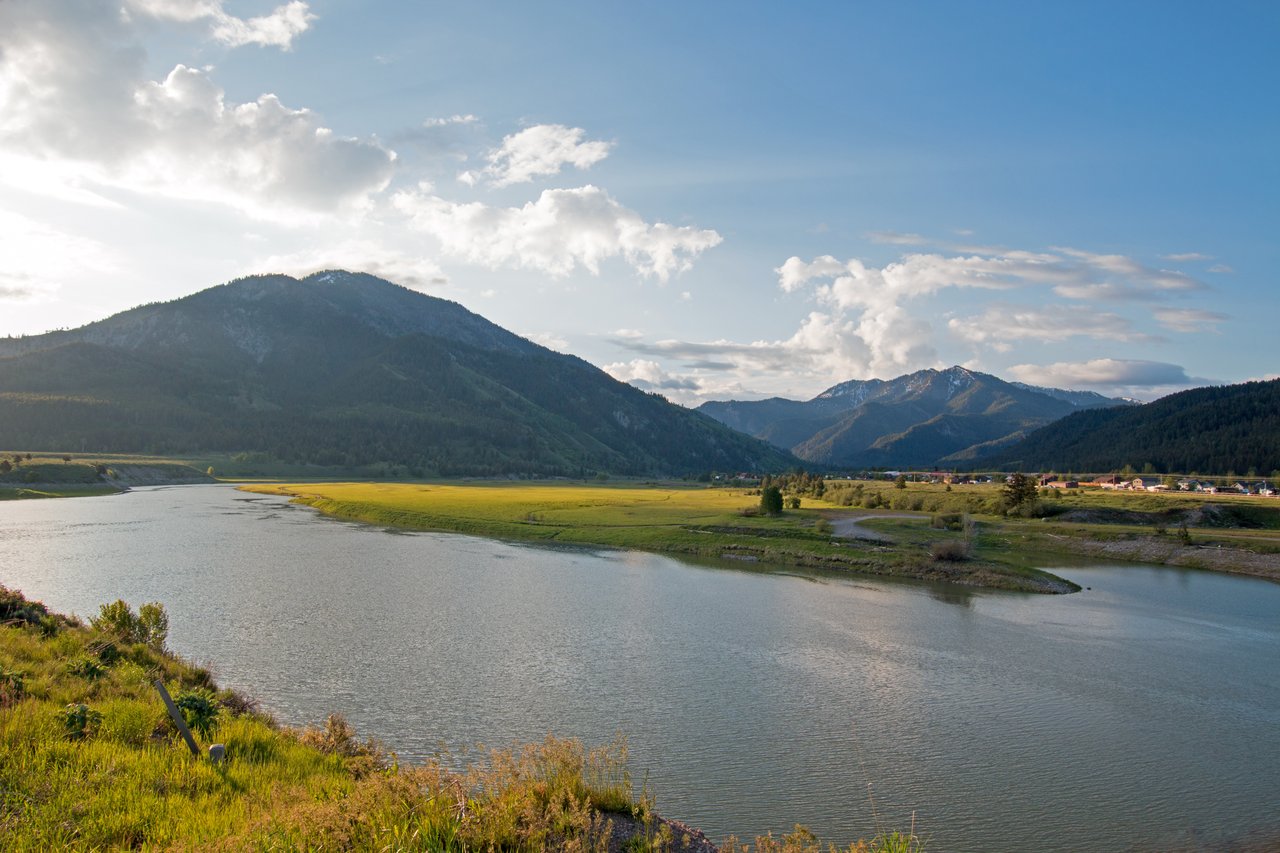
[[2, 485, 1277, 851]]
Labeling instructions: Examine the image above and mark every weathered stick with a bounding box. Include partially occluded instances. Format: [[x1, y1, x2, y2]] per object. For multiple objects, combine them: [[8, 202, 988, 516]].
[[154, 679, 200, 757]]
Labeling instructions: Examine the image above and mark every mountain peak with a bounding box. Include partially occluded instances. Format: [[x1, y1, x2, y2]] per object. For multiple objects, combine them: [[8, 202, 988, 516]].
[[0, 271, 797, 477]]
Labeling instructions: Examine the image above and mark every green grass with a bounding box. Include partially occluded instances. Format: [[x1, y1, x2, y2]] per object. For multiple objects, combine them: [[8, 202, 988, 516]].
[[243, 481, 1080, 593]]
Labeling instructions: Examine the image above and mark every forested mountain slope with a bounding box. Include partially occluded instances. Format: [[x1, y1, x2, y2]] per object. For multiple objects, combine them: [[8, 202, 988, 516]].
[[0, 272, 796, 477], [983, 379, 1280, 474]]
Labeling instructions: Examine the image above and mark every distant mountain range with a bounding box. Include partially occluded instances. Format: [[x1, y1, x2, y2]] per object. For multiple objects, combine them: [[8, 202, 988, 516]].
[[697, 367, 1132, 468], [0, 272, 795, 477], [985, 378, 1280, 475]]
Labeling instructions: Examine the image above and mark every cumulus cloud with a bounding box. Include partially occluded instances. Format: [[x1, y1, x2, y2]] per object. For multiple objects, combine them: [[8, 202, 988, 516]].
[[1008, 358, 1195, 394], [126, 0, 315, 49], [459, 124, 612, 187], [603, 359, 700, 391], [608, 241, 1224, 404], [0, 0, 393, 217], [392, 184, 721, 280], [772, 245, 1210, 380]]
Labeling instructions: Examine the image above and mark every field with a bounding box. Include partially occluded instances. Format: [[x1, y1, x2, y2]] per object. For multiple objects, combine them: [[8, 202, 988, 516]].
[[242, 481, 1080, 593]]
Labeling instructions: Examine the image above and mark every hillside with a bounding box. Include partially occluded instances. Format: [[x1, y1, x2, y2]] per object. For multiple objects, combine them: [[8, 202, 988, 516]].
[[984, 378, 1280, 474], [0, 272, 795, 477], [698, 367, 1129, 468]]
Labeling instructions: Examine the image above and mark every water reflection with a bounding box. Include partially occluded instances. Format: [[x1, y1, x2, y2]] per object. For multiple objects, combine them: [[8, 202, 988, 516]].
[[926, 585, 975, 608]]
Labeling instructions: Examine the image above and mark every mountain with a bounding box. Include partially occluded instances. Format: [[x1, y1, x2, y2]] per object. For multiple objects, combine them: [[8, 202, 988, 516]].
[[0, 271, 796, 477], [984, 378, 1280, 474], [698, 366, 1131, 468]]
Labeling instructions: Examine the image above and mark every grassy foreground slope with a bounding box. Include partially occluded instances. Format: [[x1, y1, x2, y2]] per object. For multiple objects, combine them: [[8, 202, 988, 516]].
[[0, 586, 925, 852], [243, 481, 1078, 593]]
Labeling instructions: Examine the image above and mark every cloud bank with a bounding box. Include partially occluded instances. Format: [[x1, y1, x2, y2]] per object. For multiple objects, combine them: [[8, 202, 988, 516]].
[[393, 185, 721, 281]]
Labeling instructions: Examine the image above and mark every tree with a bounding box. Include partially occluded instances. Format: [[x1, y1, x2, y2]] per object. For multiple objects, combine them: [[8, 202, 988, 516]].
[[760, 486, 783, 516], [0, 460, 10, 474], [894, 473, 908, 489], [1002, 473, 1038, 511]]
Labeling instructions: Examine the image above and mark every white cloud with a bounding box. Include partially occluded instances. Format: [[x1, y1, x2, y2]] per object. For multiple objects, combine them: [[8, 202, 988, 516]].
[[0, 0, 392, 217], [1207, 263, 1234, 274], [1008, 358, 1194, 391], [423, 115, 480, 128], [526, 332, 570, 352], [126, 0, 315, 49], [772, 245, 1211, 382], [948, 304, 1145, 344], [392, 184, 721, 280], [1154, 308, 1228, 333], [459, 124, 612, 187], [603, 359, 700, 392], [1162, 252, 1212, 262]]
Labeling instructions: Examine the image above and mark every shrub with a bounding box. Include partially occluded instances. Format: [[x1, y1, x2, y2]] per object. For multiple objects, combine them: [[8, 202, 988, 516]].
[[60, 703, 103, 740], [929, 540, 970, 562], [0, 584, 53, 627], [814, 518, 833, 535], [67, 656, 106, 681], [760, 486, 783, 516], [931, 513, 963, 531], [298, 713, 387, 777], [174, 687, 219, 739], [91, 600, 168, 651]]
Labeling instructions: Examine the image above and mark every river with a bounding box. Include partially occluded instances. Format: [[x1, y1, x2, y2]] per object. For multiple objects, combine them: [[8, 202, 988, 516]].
[[2, 485, 1277, 851]]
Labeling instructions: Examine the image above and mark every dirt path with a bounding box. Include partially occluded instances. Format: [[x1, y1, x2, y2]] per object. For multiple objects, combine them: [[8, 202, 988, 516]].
[[821, 511, 928, 542]]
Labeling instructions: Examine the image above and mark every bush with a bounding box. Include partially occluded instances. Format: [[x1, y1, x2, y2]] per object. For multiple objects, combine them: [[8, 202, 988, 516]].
[[60, 703, 103, 740], [67, 656, 106, 681], [760, 486, 783, 516], [814, 518, 833, 535], [931, 513, 963, 531], [91, 600, 169, 650], [929, 540, 970, 562], [174, 687, 219, 739]]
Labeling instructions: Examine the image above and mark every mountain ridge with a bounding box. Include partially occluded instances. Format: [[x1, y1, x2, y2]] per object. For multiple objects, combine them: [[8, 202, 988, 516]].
[[698, 366, 1132, 468], [0, 271, 796, 477]]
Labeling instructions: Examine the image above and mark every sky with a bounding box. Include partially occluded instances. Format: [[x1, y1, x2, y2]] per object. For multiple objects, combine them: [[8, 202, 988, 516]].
[[1, 1, 1276, 404]]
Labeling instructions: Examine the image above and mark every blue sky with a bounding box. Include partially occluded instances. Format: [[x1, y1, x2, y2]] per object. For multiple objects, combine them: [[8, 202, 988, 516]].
[[1, 1, 1276, 402]]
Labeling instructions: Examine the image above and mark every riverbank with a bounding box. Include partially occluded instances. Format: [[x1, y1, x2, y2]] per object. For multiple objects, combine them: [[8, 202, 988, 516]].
[[0, 584, 918, 851], [0, 457, 214, 500], [243, 481, 1080, 594]]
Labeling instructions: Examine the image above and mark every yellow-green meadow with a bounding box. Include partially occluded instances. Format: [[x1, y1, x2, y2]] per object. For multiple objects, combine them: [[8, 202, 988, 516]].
[[242, 481, 1080, 593]]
